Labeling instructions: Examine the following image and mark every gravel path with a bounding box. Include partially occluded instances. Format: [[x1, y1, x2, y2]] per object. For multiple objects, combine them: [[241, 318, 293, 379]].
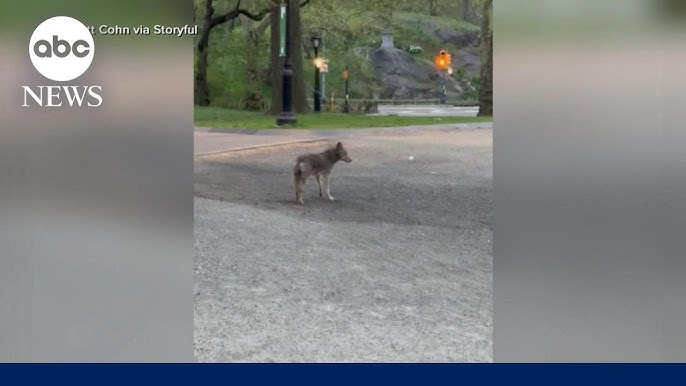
[[194, 127, 493, 362]]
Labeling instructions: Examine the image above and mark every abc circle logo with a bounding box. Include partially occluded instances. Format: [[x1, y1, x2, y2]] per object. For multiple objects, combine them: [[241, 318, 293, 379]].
[[29, 16, 94, 82]]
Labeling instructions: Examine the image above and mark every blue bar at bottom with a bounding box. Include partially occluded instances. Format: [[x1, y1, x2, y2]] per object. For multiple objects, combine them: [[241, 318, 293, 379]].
[[1, 363, 684, 385]]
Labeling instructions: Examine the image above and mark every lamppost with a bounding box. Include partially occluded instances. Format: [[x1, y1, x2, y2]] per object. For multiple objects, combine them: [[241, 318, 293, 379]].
[[320, 30, 327, 107], [276, 0, 296, 126], [311, 34, 322, 113], [343, 67, 350, 113], [309, 28, 329, 107]]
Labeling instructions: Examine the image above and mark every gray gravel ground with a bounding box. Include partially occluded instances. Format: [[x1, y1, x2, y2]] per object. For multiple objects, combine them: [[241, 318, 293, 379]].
[[194, 127, 492, 362]]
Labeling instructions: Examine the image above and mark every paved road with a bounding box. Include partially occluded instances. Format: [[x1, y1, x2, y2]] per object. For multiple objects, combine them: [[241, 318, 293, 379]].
[[194, 127, 326, 156], [194, 122, 492, 156], [373, 104, 479, 117], [194, 127, 493, 362]]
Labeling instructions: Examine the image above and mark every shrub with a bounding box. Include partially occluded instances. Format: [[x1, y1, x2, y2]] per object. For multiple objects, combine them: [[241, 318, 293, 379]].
[[398, 43, 423, 55]]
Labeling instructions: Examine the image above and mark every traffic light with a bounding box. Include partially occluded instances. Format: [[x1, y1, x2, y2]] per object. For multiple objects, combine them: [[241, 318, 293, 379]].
[[434, 50, 451, 71]]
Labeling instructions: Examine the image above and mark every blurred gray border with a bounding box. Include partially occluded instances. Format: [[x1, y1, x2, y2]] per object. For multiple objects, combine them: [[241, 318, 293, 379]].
[[494, 0, 686, 362]]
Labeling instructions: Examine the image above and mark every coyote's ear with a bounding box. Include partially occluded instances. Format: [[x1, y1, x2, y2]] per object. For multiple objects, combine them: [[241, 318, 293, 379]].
[[336, 142, 343, 149]]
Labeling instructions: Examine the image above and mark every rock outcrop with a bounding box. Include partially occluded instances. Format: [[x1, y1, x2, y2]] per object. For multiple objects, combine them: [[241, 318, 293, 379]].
[[370, 46, 468, 100], [368, 22, 481, 100]]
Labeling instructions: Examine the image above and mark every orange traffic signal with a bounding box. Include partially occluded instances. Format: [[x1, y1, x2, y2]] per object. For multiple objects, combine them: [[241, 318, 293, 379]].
[[435, 50, 451, 70]]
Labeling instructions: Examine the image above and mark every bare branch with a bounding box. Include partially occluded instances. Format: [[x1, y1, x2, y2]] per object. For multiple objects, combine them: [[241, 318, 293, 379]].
[[210, 8, 270, 28], [199, 0, 313, 52], [256, 11, 272, 35]]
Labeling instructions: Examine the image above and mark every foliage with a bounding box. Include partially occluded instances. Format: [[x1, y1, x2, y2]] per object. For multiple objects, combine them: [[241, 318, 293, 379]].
[[454, 67, 480, 101], [194, 0, 483, 109], [400, 44, 424, 55], [203, 26, 271, 109]]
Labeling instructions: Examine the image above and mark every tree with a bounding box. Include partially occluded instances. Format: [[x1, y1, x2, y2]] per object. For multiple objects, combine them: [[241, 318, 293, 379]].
[[428, 0, 439, 16], [269, 0, 309, 114], [371, 0, 407, 30], [477, 0, 492, 117], [240, 0, 272, 110], [460, 0, 471, 22], [195, 0, 270, 106]]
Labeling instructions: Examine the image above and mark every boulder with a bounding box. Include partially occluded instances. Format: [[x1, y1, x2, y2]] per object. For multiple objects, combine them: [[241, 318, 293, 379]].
[[434, 28, 479, 49], [398, 14, 482, 78], [370, 47, 431, 99], [453, 46, 481, 78], [371, 47, 430, 82], [370, 46, 466, 99]]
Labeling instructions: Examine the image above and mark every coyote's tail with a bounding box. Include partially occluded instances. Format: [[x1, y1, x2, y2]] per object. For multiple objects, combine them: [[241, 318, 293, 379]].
[[293, 162, 303, 179]]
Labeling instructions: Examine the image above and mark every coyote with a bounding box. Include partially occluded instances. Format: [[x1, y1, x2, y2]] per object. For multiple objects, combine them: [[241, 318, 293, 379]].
[[293, 141, 352, 204]]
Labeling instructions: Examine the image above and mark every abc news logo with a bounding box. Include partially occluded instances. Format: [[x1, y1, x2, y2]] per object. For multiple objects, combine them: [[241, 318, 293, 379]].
[[34, 35, 91, 59], [22, 16, 102, 107]]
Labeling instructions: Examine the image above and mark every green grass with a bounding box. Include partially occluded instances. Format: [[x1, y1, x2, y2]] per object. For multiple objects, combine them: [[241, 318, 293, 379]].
[[195, 106, 492, 130]]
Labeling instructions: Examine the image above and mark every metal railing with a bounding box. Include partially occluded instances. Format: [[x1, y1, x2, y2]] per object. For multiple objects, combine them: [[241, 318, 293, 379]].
[[304, 98, 478, 111], [261, 98, 479, 112]]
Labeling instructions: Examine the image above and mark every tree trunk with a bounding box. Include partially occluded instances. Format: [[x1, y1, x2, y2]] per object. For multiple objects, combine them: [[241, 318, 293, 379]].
[[288, 0, 308, 113], [460, 0, 471, 22], [428, 0, 439, 16], [477, 0, 492, 117], [269, 1, 282, 115], [269, 0, 309, 114], [195, 45, 210, 106], [195, 0, 271, 107], [195, 0, 214, 106]]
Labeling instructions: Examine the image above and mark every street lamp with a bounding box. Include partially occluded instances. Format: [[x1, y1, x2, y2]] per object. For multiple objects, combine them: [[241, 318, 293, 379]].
[[311, 34, 322, 113], [342, 67, 350, 113], [276, 0, 297, 126]]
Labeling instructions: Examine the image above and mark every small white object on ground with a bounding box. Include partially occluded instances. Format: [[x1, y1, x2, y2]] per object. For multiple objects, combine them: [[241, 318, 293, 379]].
[[409, 156, 415, 161]]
